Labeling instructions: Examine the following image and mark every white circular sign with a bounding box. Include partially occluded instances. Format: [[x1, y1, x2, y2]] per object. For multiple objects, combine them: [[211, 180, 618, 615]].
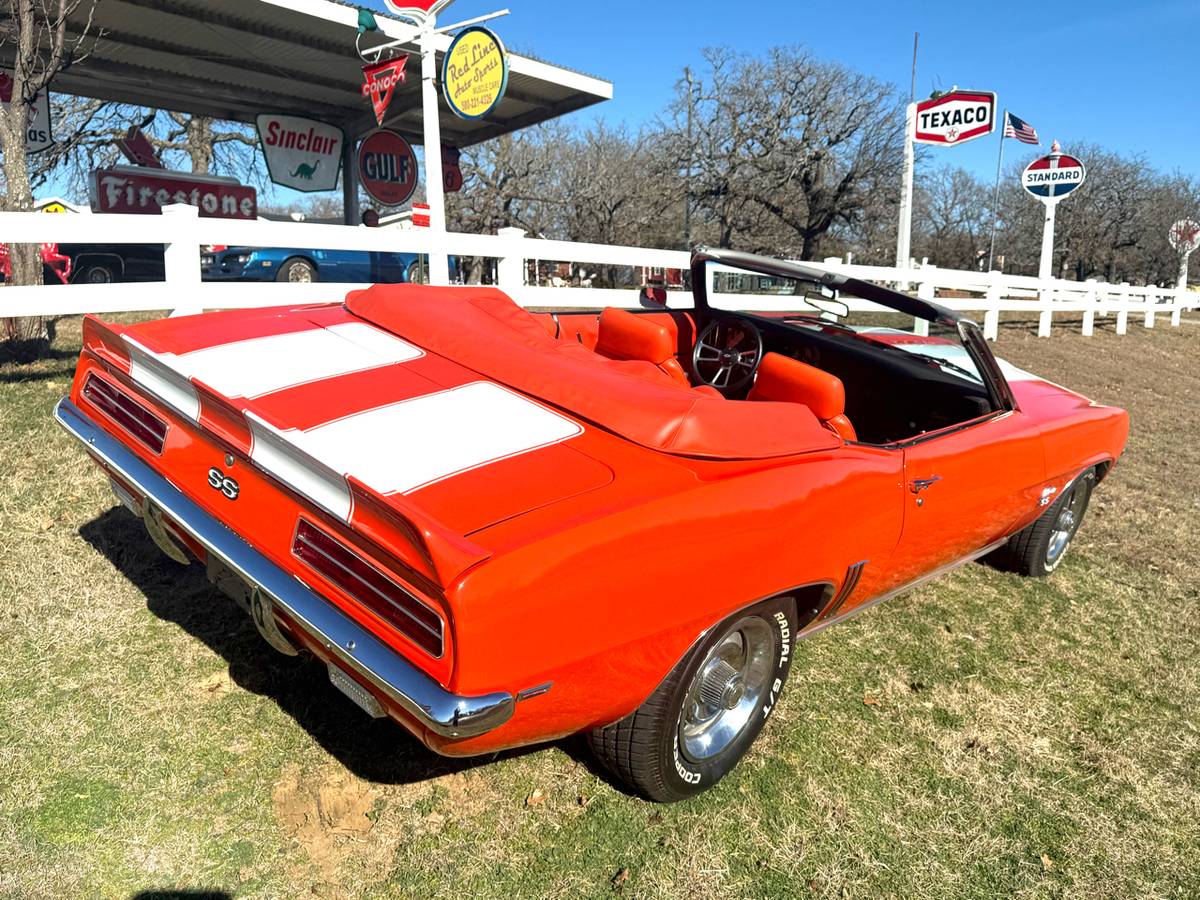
[[1168, 219, 1200, 254]]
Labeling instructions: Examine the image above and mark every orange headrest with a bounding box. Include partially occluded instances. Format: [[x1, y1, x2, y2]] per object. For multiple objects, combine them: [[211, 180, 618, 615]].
[[595, 308, 675, 366], [748, 352, 845, 421]]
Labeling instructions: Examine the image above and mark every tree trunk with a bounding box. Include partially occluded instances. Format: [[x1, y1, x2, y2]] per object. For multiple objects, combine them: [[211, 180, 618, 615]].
[[1, 103, 49, 347], [187, 117, 215, 174]]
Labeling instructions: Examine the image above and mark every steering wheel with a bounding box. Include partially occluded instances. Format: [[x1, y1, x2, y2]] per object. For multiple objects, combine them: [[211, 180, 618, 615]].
[[692, 318, 764, 393]]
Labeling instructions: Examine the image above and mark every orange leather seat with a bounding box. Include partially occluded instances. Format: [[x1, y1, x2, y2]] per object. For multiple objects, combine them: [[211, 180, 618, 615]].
[[595, 308, 690, 388], [747, 352, 857, 441]]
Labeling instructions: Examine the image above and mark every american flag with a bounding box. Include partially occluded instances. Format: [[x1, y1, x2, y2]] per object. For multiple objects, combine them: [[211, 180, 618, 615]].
[[1003, 112, 1039, 145]]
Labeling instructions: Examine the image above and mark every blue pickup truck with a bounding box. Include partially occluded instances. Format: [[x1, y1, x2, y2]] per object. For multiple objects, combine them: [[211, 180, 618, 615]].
[[201, 246, 426, 284]]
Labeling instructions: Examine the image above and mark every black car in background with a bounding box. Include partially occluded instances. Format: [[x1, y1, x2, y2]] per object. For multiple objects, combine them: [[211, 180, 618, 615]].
[[58, 243, 165, 284]]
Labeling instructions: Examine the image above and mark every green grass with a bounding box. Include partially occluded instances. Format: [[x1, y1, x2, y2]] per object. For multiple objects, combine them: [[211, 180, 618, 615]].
[[1, 314, 1198, 898]]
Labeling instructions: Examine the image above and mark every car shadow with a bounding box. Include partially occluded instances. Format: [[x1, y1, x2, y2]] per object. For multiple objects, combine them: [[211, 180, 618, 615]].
[[77, 506, 576, 788]]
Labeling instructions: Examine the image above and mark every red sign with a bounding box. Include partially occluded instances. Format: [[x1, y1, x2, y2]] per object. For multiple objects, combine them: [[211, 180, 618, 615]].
[[358, 129, 418, 207], [89, 167, 257, 219], [442, 145, 463, 193], [412, 203, 431, 227], [382, 0, 457, 20], [117, 126, 164, 168], [914, 90, 996, 146], [361, 56, 408, 126]]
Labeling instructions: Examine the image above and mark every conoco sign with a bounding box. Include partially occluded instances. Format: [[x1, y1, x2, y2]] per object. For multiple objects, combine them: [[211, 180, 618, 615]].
[[357, 128, 418, 207], [914, 90, 997, 146], [89, 167, 257, 219]]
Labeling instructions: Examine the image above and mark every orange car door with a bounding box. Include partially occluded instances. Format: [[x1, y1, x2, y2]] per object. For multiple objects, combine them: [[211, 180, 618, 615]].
[[890, 412, 1046, 587]]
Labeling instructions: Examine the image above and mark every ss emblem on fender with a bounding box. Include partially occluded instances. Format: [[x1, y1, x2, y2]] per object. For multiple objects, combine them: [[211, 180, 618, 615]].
[[207, 467, 240, 500]]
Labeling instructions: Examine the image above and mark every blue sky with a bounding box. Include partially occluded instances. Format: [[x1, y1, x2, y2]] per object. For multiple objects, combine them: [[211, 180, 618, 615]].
[[366, 0, 1200, 180]]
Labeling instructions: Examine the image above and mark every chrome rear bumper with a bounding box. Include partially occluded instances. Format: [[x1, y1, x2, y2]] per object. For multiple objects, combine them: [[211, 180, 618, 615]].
[[55, 397, 514, 741]]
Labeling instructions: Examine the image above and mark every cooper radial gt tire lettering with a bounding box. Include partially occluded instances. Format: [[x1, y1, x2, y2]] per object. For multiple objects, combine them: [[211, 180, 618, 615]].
[[587, 595, 796, 802]]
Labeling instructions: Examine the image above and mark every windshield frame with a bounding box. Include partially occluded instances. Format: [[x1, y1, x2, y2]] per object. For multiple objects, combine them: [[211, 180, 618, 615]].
[[689, 246, 1017, 415]]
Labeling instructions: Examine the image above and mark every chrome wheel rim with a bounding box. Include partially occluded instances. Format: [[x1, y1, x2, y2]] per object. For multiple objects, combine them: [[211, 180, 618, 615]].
[[288, 264, 314, 283], [679, 617, 774, 763], [1046, 484, 1087, 566]]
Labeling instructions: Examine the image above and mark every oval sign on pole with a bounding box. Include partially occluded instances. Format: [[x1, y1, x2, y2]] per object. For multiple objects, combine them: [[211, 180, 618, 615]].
[[1022, 153, 1087, 202], [913, 90, 996, 146], [357, 128, 418, 207], [441, 26, 508, 120]]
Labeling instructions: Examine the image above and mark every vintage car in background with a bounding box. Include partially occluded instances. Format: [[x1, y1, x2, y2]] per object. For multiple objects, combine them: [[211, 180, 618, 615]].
[[0, 241, 70, 284], [58, 242, 166, 284], [201, 246, 426, 284], [56, 248, 1128, 801]]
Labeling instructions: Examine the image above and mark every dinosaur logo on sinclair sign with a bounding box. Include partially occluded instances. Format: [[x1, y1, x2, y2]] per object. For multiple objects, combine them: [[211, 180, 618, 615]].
[[914, 90, 997, 146]]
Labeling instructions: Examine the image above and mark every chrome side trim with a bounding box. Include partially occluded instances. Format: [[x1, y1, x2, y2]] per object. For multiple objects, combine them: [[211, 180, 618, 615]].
[[817, 560, 866, 622], [800, 539, 1007, 640], [54, 398, 514, 740]]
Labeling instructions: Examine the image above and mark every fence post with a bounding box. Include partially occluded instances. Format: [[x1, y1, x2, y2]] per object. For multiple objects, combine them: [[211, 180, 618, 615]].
[[162, 204, 202, 317], [914, 279, 933, 336], [495, 227, 527, 297], [983, 273, 1001, 341], [1172, 284, 1185, 327], [1082, 278, 1097, 337], [1037, 283, 1053, 337], [1115, 282, 1130, 335], [1143, 288, 1156, 329]]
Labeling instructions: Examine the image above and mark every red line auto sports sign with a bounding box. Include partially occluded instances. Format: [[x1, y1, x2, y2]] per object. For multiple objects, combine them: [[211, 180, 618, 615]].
[[914, 90, 997, 146], [357, 128, 418, 207]]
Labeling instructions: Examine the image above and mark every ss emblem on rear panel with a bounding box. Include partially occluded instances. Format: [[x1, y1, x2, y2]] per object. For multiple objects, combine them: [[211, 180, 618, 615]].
[[207, 467, 240, 500]]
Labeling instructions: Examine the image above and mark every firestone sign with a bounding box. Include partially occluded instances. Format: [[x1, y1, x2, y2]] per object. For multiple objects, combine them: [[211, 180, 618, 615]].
[[357, 128, 418, 207], [913, 90, 996, 146], [89, 167, 257, 219], [256, 114, 343, 192]]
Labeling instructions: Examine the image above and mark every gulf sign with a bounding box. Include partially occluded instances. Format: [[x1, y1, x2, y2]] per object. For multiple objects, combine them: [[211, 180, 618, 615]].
[[358, 128, 418, 207], [914, 90, 996, 146], [1022, 154, 1086, 201]]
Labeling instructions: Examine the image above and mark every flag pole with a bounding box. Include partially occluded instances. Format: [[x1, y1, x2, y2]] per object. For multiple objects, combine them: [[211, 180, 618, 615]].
[[986, 110, 1007, 273]]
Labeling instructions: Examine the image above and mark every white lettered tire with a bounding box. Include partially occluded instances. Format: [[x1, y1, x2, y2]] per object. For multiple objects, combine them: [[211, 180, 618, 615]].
[[587, 596, 796, 802]]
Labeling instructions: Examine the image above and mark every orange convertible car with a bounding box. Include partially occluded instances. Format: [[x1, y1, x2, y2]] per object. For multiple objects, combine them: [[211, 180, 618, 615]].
[[57, 249, 1127, 801]]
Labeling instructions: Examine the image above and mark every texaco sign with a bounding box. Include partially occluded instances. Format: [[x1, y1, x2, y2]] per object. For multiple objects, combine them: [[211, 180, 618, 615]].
[[913, 90, 997, 146]]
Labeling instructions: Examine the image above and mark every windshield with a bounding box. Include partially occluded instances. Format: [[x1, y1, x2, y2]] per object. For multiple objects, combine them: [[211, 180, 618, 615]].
[[705, 261, 986, 387]]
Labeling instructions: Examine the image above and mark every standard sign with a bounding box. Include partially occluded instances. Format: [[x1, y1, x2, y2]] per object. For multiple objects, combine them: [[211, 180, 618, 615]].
[[914, 90, 996, 146], [358, 128, 418, 207], [257, 114, 343, 192], [442, 26, 508, 119], [0, 70, 52, 153], [1022, 153, 1087, 202]]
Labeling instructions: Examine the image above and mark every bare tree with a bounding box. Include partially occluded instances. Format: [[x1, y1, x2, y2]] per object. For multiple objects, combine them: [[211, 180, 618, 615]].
[[0, 0, 96, 345]]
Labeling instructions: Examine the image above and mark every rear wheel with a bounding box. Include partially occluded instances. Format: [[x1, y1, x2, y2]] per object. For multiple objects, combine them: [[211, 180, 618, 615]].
[[1002, 469, 1096, 576], [405, 260, 427, 284], [588, 596, 795, 802], [79, 263, 117, 284], [277, 257, 317, 283]]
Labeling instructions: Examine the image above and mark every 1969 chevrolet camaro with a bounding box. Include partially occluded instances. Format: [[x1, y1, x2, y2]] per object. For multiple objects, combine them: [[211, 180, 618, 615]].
[[57, 248, 1128, 801]]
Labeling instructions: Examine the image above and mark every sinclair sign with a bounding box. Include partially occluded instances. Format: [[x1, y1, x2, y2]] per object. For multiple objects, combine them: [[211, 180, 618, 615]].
[[89, 167, 257, 219], [914, 90, 997, 146], [256, 114, 343, 192]]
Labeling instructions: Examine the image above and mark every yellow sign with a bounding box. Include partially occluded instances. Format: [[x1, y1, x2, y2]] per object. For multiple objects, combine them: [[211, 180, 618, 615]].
[[441, 27, 508, 120], [41, 202, 67, 213]]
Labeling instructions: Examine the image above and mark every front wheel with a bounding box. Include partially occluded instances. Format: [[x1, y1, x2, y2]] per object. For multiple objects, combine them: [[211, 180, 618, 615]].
[[277, 257, 318, 283], [1001, 469, 1096, 577], [588, 596, 795, 802]]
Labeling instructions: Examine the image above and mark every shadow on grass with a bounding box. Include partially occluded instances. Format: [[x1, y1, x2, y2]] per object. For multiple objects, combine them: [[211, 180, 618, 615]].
[[133, 892, 233, 900], [78, 507, 606, 790]]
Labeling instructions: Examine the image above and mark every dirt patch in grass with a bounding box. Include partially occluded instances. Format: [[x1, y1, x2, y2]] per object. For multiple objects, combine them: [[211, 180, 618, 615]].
[[1, 315, 1197, 898]]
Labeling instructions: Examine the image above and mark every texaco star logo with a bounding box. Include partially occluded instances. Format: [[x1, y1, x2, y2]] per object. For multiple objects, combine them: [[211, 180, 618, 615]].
[[947, 127, 959, 142], [1170, 220, 1200, 254]]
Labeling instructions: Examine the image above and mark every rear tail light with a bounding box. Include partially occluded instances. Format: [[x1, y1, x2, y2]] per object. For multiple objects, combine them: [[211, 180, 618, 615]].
[[293, 518, 444, 657], [83, 373, 168, 453]]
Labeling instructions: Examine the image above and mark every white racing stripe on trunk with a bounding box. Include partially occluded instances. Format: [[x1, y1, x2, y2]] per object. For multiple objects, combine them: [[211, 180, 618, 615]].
[[178, 322, 424, 399], [126, 336, 202, 422], [247, 382, 583, 520]]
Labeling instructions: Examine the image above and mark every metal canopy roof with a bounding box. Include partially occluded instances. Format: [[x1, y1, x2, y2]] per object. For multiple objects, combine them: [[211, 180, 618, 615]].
[[1, 0, 612, 145]]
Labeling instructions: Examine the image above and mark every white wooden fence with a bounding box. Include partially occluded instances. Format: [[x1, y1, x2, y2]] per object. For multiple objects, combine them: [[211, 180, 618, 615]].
[[1, 204, 1195, 340]]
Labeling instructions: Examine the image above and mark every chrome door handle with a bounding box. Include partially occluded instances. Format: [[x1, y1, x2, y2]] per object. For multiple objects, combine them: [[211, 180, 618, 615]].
[[909, 476, 942, 494]]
